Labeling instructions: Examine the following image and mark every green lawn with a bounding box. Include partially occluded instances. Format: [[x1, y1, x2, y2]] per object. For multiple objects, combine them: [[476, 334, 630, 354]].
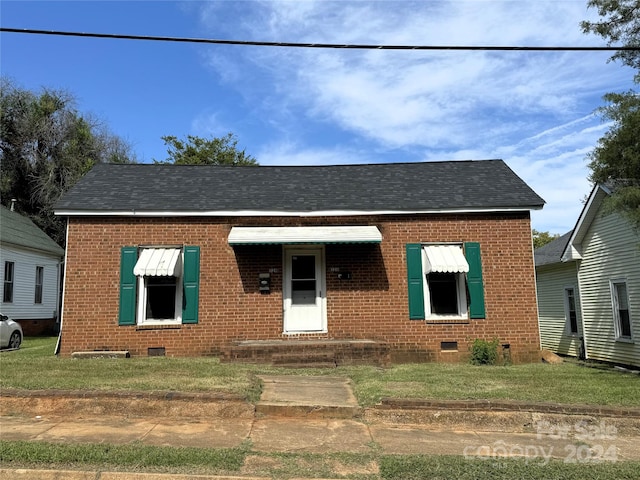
[[1, 336, 639, 407], [1, 441, 639, 480], [2, 336, 639, 479]]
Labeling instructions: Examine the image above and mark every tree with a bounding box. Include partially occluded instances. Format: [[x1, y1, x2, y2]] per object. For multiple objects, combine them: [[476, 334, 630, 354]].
[[532, 229, 561, 249], [581, 0, 640, 80], [581, 1, 640, 229], [0, 78, 135, 245], [156, 133, 258, 166], [587, 91, 640, 228]]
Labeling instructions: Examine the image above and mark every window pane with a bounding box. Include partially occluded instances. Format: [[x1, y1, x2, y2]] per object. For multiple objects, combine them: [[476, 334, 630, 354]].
[[567, 289, 576, 311], [3, 283, 12, 303], [428, 272, 458, 315], [565, 288, 578, 333], [614, 282, 631, 338], [146, 276, 177, 320], [615, 283, 629, 310], [5, 261, 14, 281], [35, 266, 44, 304], [3, 261, 14, 303], [292, 255, 315, 280], [569, 311, 578, 334], [291, 255, 317, 305], [292, 289, 316, 304], [620, 311, 632, 337], [292, 279, 316, 292]]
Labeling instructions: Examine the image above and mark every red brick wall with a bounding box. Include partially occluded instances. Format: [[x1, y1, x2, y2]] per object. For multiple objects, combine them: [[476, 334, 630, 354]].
[[59, 213, 540, 362]]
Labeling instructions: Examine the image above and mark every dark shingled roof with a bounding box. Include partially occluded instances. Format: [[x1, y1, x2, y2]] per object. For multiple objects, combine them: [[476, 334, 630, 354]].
[[55, 160, 545, 214], [534, 231, 573, 267]]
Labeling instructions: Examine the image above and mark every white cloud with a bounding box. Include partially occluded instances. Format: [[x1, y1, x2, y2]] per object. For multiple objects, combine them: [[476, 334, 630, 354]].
[[190, 112, 231, 138], [257, 140, 368, 166], [193, 0, 634, 233]]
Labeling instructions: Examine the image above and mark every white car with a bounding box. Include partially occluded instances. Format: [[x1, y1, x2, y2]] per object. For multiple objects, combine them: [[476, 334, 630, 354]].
[[0, 313, 23, 349]]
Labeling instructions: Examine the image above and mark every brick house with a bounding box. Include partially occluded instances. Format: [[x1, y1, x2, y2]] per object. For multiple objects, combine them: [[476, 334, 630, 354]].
[[54, 160, 544, 363]]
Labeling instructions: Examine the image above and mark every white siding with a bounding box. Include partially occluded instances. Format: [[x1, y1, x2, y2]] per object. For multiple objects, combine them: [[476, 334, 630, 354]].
[[0, 244, 61, 320], [578, 211, 640, 367], [536, 263, 582, 357]]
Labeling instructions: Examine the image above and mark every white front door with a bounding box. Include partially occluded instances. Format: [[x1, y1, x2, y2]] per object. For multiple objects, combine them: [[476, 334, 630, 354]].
[[283, 247, 326, 333]]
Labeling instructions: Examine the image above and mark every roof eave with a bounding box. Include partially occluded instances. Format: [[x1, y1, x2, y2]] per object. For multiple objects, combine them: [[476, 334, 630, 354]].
[[55, 205, 544, 217], [1, 239, 64, 258], [560, 184, 609, 262]]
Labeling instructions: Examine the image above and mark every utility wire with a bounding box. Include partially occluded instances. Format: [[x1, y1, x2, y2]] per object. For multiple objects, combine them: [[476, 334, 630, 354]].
[[1, 27, 636, 51]]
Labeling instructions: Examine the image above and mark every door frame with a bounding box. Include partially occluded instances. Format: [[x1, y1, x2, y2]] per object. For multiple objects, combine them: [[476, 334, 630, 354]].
[[282, 245, 327, 334]]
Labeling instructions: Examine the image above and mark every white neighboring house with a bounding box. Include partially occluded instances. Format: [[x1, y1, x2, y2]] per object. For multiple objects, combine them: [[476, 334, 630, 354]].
[[1, 205, 64, 335], [535, 184, 640, 368]]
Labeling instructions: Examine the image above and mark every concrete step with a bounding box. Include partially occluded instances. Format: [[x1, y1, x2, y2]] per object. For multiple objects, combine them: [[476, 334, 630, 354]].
[[222, 339, 390, 367], [273, 362, 338, 369], [271, 352, 337, 368], [256, 375, 362, 419]]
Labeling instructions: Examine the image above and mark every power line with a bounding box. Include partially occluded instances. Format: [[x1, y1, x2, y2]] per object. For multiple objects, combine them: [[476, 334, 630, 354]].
[[1, 27, 636, 51]]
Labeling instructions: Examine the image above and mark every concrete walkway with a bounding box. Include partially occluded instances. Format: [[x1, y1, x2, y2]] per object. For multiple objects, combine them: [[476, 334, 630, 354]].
[[256, 375, 360, 418], [2, 375, 640, 479]]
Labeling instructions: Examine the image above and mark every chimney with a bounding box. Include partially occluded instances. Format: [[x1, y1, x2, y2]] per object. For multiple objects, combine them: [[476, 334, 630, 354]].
[[10, 199, 16, 211]]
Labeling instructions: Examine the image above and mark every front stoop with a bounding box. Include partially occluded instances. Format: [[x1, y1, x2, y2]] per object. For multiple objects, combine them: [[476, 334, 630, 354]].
[[221, 339, 390, 367]]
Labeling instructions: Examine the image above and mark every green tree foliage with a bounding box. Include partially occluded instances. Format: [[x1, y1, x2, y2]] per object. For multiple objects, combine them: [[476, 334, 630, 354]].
[[581, 0, 640, 229], [156, 133, 258, 166], [532, 229, 561, 249], [0, 78, 135, 245], [588, 92, 640, 228], [581, 0, 640, 80]]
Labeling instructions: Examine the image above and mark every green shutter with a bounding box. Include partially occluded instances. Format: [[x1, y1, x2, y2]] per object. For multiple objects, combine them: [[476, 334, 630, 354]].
[[182, 246, 200, 324], [465, 242, 486, 319], [406, 243, 425, 320], [118, 247, 138, 326]]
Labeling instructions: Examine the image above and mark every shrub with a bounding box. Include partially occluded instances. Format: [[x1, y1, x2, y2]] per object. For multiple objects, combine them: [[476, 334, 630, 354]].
[[470, 338, 500, 365]]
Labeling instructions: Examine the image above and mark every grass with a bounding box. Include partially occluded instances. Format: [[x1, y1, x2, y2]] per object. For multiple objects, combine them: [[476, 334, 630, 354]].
[[379, 455, 640, 480], [1, 336, 639, 407], [2, 337, 639, 478], [1, 441, 639, 479], [346, 361, 640, 407], [0, 440, 247, 475]]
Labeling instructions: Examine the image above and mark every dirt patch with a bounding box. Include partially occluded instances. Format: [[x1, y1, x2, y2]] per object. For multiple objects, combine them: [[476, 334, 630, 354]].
[[241, 455, 283, 476], [364, 408, 640, 437], [331, 458, 379, 476], [241, 454, 380, 478], [0, 390, 254, 420], [3, 389, 639, 438]]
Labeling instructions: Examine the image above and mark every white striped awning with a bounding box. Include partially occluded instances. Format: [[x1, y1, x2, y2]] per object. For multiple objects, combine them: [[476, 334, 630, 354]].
[[133, 248, 182, 277], [228, 226, 382, 245], [423, 245, 469, 274]]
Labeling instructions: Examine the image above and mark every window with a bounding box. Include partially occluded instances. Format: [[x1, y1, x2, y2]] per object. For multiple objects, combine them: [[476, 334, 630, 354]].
[[423, 245, 469, 319], [3, 261, 14, 303], [135, 248, 182, 325], [291, 254, 317, 305], [406, 243, 485, 321], [139, 275, 181, 323], [564, 287, 578, 335], [425, 271, 467, 318], [35, 266, 44, 304], [611, 280, 632, 340], [119, 246, 200, 326]]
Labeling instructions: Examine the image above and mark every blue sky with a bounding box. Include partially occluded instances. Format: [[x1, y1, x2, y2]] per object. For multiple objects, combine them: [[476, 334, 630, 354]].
[[1, 0, 634, 234]]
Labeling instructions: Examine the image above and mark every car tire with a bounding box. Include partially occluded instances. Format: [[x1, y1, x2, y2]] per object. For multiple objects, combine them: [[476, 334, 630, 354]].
[[8, 331, 21, 349]]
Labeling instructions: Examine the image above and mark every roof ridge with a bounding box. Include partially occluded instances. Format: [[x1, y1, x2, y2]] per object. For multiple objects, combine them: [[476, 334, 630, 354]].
[[99, 159, 505, 168]]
